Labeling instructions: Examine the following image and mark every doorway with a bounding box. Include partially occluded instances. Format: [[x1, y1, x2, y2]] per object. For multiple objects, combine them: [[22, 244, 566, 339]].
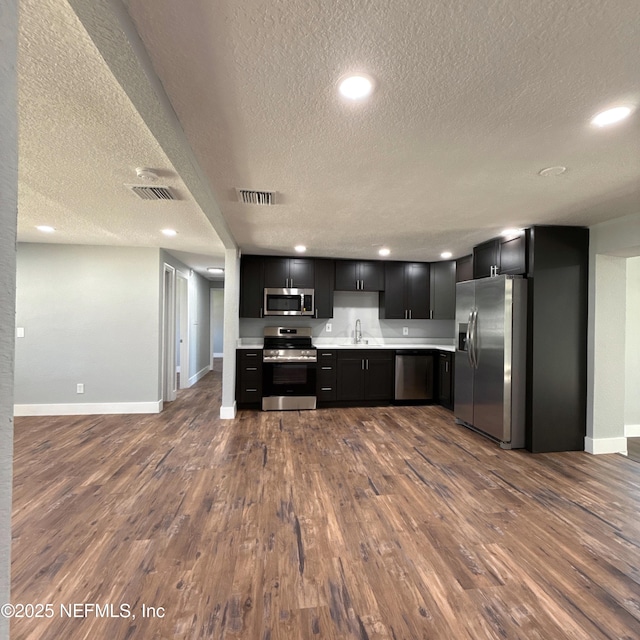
[[162, 264, 177, 402], [177, 273, 189, 389]]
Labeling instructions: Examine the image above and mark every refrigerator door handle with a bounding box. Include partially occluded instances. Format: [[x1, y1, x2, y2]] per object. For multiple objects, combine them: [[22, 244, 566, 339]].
[[471, 308, 479, 369], [468, 308, 478, 369], [466, 310, 474, 368]]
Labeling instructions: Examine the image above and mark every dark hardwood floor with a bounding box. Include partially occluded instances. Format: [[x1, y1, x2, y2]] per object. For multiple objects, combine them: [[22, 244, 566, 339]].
[[11, 363, 640, 639]]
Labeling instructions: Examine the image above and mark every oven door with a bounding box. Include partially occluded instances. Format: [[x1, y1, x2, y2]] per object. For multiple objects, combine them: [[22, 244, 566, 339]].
[[262, 361, 317, 410]]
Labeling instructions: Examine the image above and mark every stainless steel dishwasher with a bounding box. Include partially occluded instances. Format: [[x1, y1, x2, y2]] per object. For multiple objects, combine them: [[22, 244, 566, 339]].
[[394, 350, 434, 401]]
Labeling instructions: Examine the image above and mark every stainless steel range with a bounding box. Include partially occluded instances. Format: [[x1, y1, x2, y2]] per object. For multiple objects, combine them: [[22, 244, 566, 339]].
[[262, 327, 317, 411]]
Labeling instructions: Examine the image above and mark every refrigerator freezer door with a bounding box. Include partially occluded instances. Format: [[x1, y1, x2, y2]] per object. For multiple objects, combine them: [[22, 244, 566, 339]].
[[454, 281, 476, 425], [473, 277, 511, 442]]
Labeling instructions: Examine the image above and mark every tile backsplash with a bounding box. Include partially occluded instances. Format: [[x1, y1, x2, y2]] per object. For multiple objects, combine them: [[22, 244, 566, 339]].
[[240, 291, 454, 341]]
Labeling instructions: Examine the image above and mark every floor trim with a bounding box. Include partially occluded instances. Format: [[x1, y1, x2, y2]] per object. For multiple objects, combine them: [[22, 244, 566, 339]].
[[625, 424, 640, 437], [14, 400, 162, 417], [188, 365, 211, 387], [584, 436, 627, 455], [220, 402, 237, 420]]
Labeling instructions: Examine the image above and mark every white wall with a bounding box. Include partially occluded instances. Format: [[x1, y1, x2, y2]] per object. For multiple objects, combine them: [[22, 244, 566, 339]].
[[211, 288, 224, 356], [626, 256, 640, 431], [0, 0, 18, 633], [14, 244, 162, 414], [587, 211, 640, 453]]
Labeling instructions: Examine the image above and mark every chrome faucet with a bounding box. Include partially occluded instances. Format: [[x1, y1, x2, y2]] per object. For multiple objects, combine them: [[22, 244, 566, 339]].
[[355, 318, 362, 344]]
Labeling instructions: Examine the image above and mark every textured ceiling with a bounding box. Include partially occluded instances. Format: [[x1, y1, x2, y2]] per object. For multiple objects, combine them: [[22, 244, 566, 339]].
[[18, 0, 226, 277], [18, 0, 640, 267], [123, 0, 640, 261]]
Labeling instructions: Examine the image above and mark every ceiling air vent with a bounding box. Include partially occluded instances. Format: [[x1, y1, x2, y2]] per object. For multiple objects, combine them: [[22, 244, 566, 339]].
[[236, 188, 276, 205], [127, 185, 176, 201]]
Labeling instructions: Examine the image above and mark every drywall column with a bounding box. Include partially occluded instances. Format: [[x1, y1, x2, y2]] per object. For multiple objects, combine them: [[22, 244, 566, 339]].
[[0, 0, 18, 635], [625, 257, 640, 434], [587, 212, 640, 453], [220, 249, 240, 418], [586, 255, 627, 453]]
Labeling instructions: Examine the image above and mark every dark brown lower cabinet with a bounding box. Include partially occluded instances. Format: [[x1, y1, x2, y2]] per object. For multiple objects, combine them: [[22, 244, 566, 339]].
[[316, 349, 337, 403], [236, 349, 262, 406], [437, 351, 454, 410], [336, 350, 394, 403]]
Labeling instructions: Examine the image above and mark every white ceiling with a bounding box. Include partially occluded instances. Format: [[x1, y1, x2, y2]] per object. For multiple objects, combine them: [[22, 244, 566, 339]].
[[18, 0, 640, 268]]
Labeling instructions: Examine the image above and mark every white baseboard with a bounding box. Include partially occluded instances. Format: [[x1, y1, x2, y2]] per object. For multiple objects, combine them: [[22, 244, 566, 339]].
[[188, 365, 210, 387], [625, 424, 640, 437], [584, 436, 628, 455], [14, 400, 163, 417], [220, 402, 237, 419]]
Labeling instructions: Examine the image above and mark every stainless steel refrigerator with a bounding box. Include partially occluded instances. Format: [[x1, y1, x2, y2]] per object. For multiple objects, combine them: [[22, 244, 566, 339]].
[[454, 275, 527, 449]]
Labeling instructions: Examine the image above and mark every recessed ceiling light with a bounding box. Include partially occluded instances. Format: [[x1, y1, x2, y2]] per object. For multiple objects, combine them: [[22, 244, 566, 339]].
[[161, 229, 177, 237], [36, 225, 55, 233], [441, 251, 453, 259], [338, 74, 375, 101], [590, 106, 633, 127], [207, 267, 224, 274], [378, 247, 390, 257], [294, 245, 307, 253], [538, 166, 567, 177]]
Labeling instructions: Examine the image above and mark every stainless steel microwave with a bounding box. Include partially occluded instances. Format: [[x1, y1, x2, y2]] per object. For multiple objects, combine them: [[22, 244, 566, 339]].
[[264, 288, 315, 316]]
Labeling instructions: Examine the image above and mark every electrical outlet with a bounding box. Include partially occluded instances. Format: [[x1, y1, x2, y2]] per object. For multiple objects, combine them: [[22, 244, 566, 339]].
[[16, 327, 25, 338], [325, 323, 332, 333], [403, 327, 409, 336], [76, 383, 84, 394]]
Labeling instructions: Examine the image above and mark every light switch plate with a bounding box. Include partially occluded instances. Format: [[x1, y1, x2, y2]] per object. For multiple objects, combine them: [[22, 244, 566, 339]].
[[403, 327, 409, 336], [16, 327, 25, 338], [325, 323, 332, 333], [76, 383, 84, 394]]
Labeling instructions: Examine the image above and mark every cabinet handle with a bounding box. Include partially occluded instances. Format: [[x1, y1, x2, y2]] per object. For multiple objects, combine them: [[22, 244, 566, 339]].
[[246, 367, 258, 371], [314, 308, 318, 318], [321, 387, 332, 391], [246, 353, 257, 357], [430, 309, 433, 319], [290, 277, 294, 287], [246, 388, 258, 392], [361, 360, 365, 370], [321, 352, 334, 356], [321, 366, 332, 370], [445, 362, 449, 373], [260, 307, 263, 318], [409, 309, 412, 319]]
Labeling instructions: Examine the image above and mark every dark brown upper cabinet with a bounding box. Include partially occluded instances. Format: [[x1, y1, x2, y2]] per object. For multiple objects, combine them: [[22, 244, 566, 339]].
[[263, 257, 315, 289], [380, 262, 430, 319], [430, 260, 456, 319], [335, 260, 384, 291], [473, 232, 527, 278]]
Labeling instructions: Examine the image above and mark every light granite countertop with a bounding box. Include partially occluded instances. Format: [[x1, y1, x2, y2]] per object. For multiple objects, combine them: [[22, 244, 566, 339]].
[[237, 341, 455, 352]]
